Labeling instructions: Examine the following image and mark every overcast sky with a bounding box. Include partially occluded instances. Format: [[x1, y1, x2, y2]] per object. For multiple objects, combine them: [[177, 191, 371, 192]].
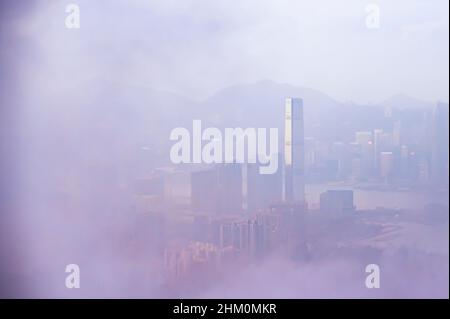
[[11, 0, 450, 103]]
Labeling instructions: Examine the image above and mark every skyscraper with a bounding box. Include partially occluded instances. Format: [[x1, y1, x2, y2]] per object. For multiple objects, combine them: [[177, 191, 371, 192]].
[[191, 164, 243, 214], [246, 154, 282, 212], [379, 151, 394, 181], [430, 102, 449, 186], [355, 131, 374, 179], [284, 98, 305, 203], [373, 129, 383, 174]]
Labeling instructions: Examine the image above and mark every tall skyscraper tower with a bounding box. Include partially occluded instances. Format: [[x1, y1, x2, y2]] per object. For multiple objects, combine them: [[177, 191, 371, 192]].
[[284, 98, 305, 203], [430, 102, 449, 186]]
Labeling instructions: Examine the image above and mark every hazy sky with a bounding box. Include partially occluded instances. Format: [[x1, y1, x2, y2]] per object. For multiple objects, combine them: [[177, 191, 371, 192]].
[[1, 1, 448, 299], [13, 0, 450, 103]]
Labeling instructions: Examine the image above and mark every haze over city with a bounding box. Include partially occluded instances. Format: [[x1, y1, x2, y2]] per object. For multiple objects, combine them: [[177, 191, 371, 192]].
[[0, 0, 448, 299], [3, 0, 449, 103]]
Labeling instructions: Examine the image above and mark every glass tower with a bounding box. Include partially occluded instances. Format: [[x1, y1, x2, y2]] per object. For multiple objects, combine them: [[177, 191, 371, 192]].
[[284, 98, 305, 203]]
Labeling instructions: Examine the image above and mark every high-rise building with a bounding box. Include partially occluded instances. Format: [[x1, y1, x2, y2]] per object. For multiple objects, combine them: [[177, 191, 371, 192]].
[[245, 220, 264, 258], [379, 151, 394, 181], [304, 137, 316, 172], [355, 131, 373, 145], [191, 164, 243, 214], [393, 121, 402, 146], [373, 129, 383, 174], [246, 154, 282, 212], [430, 102, 449, 186], [269, 203, 307, 260], [349, 142, 363, 180], [284, 98, 305, 203], [399, 145, 409, 179], [331, 142, 352, 179], [219, 222, 233, 248], [355, 131, 374, 179]]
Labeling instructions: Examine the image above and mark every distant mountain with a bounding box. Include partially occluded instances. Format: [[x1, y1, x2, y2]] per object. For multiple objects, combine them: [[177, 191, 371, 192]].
[[199, 80, 345, 141], [379, 94, 436, 110], [32, 78, 198, 176], [35, 78, 448, 172], [198, 80, 400, 142]]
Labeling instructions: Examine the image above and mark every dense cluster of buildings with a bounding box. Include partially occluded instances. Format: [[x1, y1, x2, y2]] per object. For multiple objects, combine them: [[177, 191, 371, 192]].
[[304, 102, 449, 186], [131, 98, 449, 283]]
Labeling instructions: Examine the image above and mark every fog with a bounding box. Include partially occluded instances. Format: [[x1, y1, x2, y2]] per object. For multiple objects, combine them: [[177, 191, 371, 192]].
[[6, 0, 450, 102], [0, 1, 448, 298]]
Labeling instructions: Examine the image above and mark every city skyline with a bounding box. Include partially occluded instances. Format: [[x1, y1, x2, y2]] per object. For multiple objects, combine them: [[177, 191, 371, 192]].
[[0, 0, 448, 300]]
